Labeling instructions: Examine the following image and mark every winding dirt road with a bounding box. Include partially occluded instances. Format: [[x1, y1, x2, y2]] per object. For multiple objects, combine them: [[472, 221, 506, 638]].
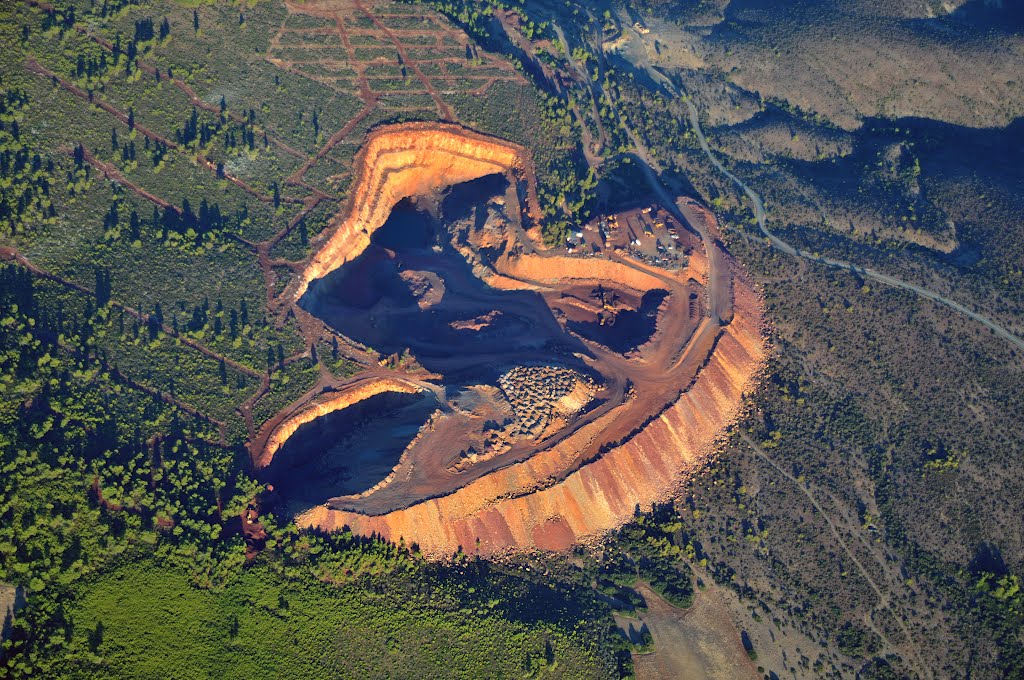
[[613, 26, 1024, 356], [739, 432, 928, 678]]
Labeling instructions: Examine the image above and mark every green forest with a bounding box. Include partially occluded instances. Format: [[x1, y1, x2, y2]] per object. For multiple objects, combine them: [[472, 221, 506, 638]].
[[0, 262, 634, 677]]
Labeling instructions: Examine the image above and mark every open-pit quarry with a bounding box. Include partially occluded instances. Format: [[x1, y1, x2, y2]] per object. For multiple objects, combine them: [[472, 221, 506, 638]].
[[253, 122, 766, 556]]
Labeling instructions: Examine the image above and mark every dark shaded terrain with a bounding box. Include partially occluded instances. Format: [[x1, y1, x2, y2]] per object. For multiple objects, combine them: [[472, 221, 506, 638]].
[[299, 180, 590, 372], [264, 391, 438, 514], [565, 288, 668, 354]]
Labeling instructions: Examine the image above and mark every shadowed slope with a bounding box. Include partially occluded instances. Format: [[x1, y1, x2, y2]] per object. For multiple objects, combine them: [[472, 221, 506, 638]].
[[293, 122, 535, 300]]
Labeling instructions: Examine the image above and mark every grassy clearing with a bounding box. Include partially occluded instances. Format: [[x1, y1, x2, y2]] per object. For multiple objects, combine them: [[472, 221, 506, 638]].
[[56, 561, 610, 679]]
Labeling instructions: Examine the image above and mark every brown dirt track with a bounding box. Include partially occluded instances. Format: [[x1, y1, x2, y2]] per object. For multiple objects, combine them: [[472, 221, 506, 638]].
[[256, 122, 767, 558]]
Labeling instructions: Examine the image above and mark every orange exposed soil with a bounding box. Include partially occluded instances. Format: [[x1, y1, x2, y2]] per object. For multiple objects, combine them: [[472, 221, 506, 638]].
[[300, 278, 763, 554], [495, 254, 670, 293], [257, 122, 767, 558], [291, 122, 537, 301]]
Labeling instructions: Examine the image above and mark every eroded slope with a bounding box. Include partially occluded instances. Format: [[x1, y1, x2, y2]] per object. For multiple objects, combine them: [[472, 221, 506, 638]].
[[302, 279, 763, 554]]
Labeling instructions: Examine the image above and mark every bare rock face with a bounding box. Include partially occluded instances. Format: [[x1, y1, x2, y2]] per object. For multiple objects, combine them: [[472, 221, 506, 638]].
[[495, 254, 669, 293], [293, 123, 532, 301], [256, 378, 424, 469]]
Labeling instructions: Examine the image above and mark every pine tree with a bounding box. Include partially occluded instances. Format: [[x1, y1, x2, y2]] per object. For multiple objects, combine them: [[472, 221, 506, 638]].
[[95, 267, 111, 307], [129, 210, 141, 241]]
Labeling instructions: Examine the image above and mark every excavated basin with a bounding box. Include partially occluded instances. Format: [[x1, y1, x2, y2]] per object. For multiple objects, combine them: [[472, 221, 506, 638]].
[[299, 178, 588, 371], [264, 390, 437, 516]]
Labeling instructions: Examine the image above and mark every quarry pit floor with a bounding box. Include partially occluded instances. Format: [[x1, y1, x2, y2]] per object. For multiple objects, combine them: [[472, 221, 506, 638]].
[[248, 122, 764, 555]]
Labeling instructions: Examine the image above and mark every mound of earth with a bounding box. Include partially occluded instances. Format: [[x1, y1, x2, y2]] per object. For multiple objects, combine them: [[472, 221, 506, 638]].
[[254, 122, 767, 557]]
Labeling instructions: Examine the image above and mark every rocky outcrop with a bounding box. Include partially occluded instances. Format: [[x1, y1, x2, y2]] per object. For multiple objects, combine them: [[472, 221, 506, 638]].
[[294, 123, 535, 301]]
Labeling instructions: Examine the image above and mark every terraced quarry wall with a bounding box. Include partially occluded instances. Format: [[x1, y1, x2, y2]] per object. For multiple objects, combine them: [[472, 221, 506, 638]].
[[294, 122, 534, 300], [256, 377, 424, 469], [299, 281, 765, 556], [496, 254, 670, 292], [277, 121, 767, 557]]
